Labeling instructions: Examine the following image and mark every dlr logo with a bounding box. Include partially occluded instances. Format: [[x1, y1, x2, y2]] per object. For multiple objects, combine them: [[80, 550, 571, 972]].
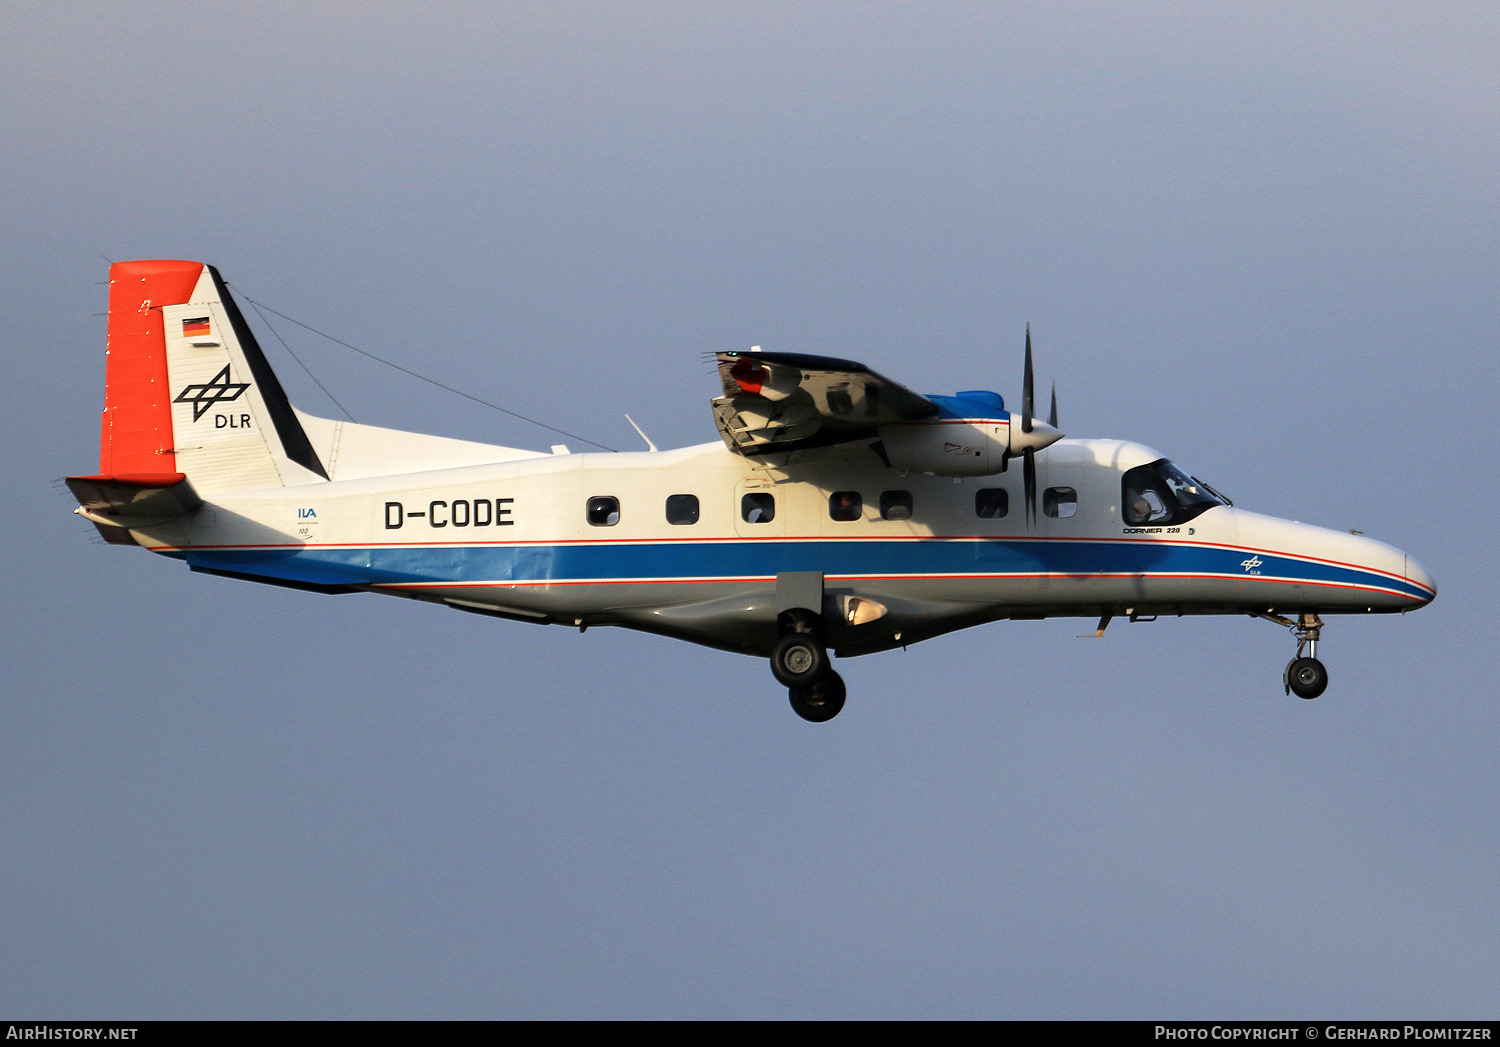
[[215, 413, 252, 429]]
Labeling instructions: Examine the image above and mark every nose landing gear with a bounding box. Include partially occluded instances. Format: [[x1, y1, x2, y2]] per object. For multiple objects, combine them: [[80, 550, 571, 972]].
[[1285, 656, 1328, 699], [770, 614, 846, 722], [1257, 611, 1328, 699]]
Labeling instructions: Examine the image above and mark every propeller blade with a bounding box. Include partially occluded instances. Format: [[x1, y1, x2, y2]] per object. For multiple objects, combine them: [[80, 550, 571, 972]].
[[1024, 447, 1036, 527], [1022, 325, 1034, 434], [1048, 382, 1058, 429]]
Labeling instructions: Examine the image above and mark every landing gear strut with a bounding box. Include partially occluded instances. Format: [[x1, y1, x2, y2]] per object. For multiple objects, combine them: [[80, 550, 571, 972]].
[[770, 612, 846, 722], [1257, 611, 1328, 699]]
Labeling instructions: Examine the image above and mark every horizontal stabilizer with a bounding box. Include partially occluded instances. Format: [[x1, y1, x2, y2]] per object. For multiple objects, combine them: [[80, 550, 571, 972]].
[[188, 564, 366, 595], [184, 551, 371, 592], [66, 473, 202, 530]]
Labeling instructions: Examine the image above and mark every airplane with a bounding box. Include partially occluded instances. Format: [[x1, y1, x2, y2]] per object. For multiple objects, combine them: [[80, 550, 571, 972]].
[[68, 259, 1437, 722]]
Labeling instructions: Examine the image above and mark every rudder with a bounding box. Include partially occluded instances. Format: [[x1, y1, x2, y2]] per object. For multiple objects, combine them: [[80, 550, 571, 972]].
[[100, 259, 203, 476]]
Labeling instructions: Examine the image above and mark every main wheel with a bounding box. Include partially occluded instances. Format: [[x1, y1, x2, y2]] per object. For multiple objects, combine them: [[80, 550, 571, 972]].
[[770, 632, 828, 687], [1285, 656, 1328, 700], [789, 670, 846, 723]]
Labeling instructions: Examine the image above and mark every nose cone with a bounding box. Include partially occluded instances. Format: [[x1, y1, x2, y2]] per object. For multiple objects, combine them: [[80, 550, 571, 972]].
[[1010, 419, 1065, 455], [1404, 554, 1438, 607], [1230, 510, 1434, 613]]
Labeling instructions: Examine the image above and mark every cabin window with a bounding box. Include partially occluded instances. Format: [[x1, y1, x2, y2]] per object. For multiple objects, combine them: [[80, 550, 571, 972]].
[[1043, 487, 1077, 518], [829, 491, 863, 522], [975, 488, 1009, 519], [586, 495, 620, 526], [741, 492, 775, 524], [880, 490, 913, 521], [665, 494, 699, 525]]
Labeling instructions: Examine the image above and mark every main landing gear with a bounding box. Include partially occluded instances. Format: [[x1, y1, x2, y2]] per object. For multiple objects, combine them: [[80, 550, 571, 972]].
[[770, 620, 846, 722], [1257, 611, 1329, 699]]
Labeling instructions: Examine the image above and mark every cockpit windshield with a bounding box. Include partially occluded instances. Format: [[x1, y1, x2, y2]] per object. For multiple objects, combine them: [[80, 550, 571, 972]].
[[1122, 459, 1229, 526]]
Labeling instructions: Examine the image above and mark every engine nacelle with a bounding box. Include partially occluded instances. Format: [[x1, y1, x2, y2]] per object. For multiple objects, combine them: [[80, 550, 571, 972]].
[[879, 421, 1011, 476]]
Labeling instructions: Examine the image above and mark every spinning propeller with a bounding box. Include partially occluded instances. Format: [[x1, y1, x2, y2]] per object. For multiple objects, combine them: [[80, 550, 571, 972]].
[[1011, 325, 1065, 526]]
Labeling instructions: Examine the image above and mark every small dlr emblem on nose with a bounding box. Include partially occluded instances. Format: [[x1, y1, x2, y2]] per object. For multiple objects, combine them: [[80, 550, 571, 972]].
[[215, 413, 252, 429]]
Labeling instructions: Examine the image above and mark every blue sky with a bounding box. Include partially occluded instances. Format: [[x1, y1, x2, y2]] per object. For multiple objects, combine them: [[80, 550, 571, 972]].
[[2, 2, 1495, 1017]]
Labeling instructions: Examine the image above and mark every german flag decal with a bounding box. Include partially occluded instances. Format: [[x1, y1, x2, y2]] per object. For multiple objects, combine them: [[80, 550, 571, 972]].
[[182, 316, 211, 338]]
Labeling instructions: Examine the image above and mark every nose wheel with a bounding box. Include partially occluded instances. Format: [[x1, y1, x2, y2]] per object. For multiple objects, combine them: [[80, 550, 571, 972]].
[[1285, 656, 1328, 699], [1258, 611, 1328, 699]]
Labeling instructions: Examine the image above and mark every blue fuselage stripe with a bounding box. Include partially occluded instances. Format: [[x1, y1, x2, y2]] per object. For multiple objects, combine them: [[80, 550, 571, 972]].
[[181, 539, 1429, 601]]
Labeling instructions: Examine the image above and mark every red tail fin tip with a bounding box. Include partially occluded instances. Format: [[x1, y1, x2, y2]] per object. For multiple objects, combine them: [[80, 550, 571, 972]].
[[100, 260, 205, 475]]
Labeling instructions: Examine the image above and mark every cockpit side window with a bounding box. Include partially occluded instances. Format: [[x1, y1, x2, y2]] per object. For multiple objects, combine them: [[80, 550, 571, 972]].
[[1123, 471, 1172, 525], [1156, 461, 1225, 514], [1122, 459, 1227, 526]]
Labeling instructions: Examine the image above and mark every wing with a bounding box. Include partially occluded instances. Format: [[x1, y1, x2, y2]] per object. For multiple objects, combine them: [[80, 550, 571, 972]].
[[711, 350, 938, 458]]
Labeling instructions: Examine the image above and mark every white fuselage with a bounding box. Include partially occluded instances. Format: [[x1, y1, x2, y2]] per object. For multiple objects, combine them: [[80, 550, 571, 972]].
[[132, 436, 1436, 659]]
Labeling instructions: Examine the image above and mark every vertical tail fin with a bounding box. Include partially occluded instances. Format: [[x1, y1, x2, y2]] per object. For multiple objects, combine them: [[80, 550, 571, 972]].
[[97, 260, 326, 495]]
